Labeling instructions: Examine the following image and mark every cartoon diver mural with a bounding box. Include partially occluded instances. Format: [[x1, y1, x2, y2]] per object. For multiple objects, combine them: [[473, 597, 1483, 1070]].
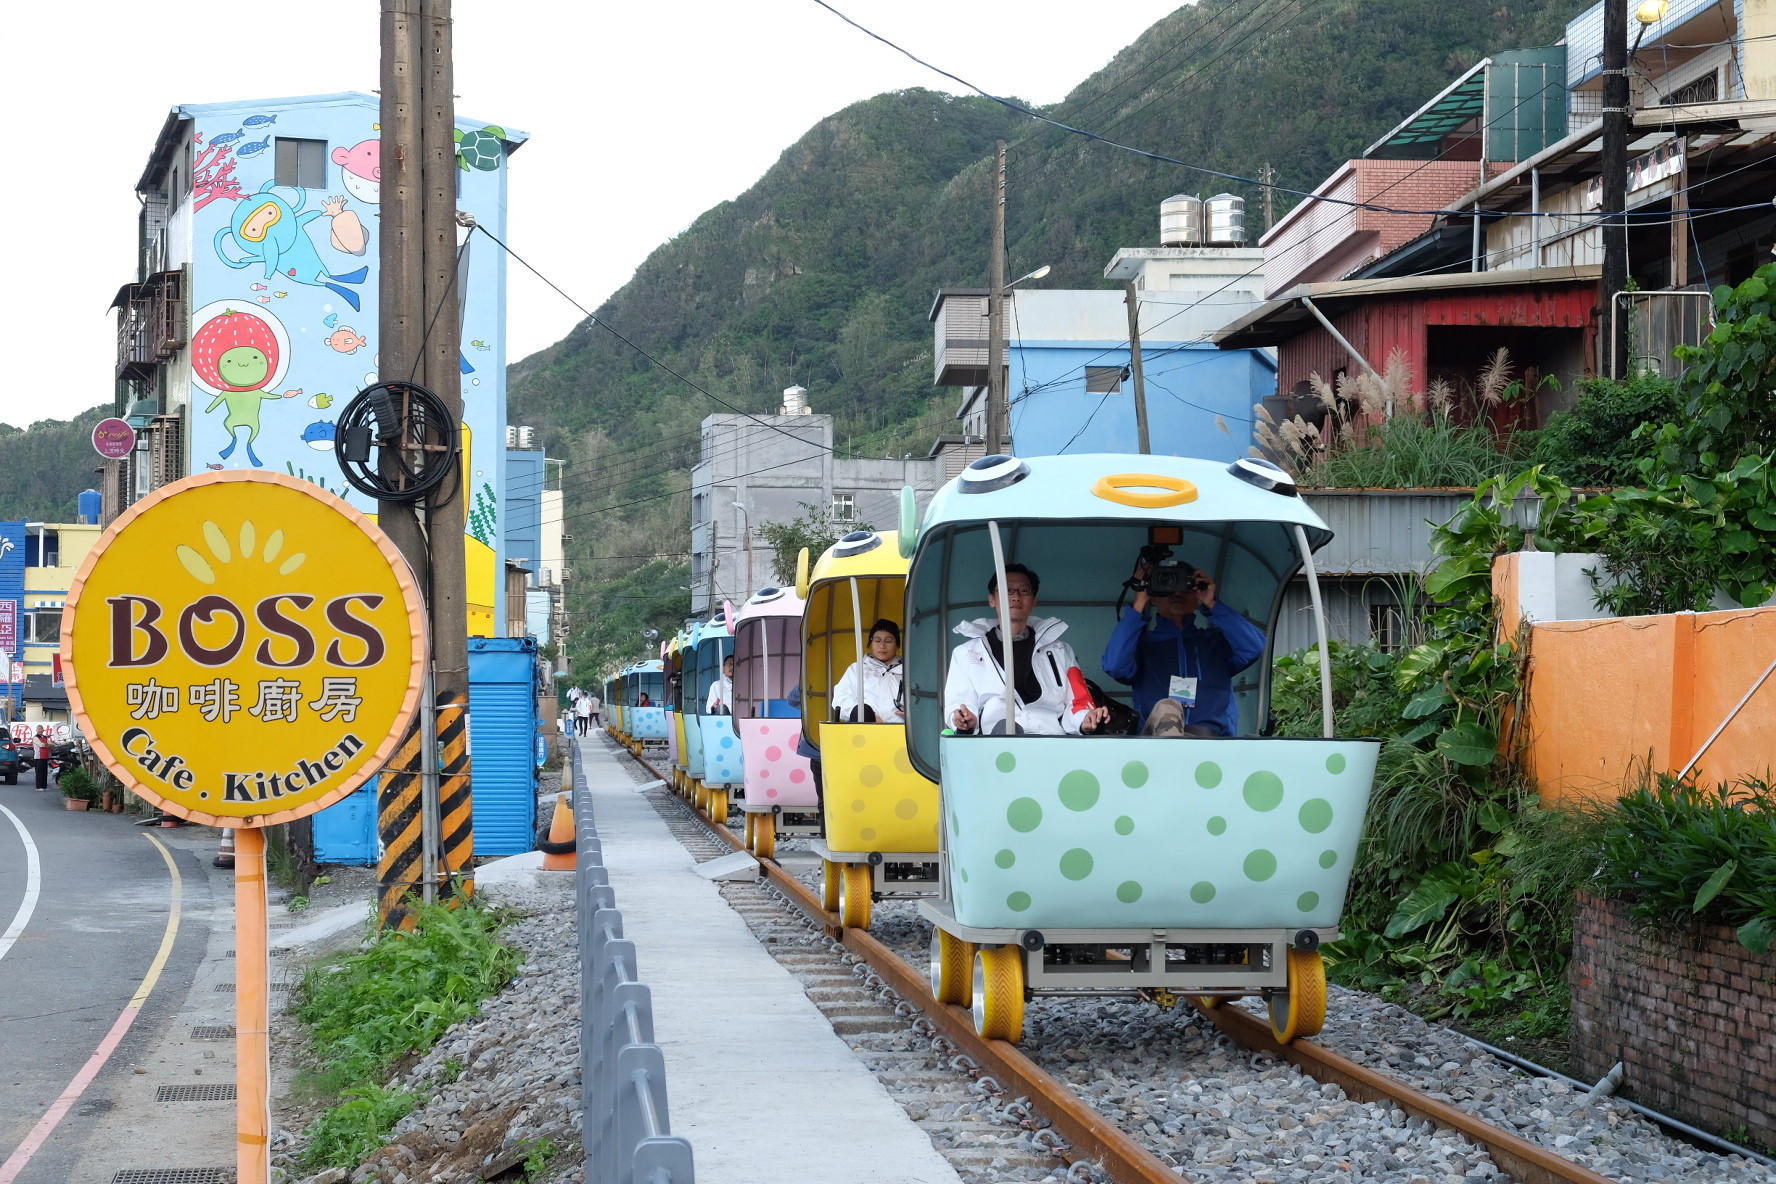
[[214, 181, 369, 310], [190, 301, 297, 467]]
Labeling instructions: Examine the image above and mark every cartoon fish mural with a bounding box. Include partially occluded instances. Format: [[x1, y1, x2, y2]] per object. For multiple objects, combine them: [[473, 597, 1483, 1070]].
[[331, 140, 381, 205], [470, 340, 490, 350], [211, 130, 246, 147], [326, 327, 368, 355], [323, 313, 339, 328], [257, 296, 271, 303], [302, 421, 337, 451], [242, 115, 277, 129], [274, 291, 288, 298], [308, 392, 334, 410], [251, 283, 268, 291], [236, 137, 272, 157]]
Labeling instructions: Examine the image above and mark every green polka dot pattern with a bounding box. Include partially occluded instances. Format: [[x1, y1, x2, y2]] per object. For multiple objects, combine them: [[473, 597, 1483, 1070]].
[[939, 737, 1378, 930]]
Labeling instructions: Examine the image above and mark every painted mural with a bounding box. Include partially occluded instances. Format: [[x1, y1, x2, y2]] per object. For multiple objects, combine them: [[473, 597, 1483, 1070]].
[[177, 94, 521, 628]]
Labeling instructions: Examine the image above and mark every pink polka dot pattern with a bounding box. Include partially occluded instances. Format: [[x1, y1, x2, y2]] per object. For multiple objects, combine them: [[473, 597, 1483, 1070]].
[[738, 717, 817, 809]]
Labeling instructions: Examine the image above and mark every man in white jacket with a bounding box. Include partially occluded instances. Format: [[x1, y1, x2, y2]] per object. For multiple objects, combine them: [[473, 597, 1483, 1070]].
[[706, 654, 735, 714], [946, 564, 1109, 736], [832, 618, 905, 723]]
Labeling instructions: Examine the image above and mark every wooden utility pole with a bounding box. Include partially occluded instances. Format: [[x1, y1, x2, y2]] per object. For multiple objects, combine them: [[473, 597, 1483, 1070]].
[[377, 0, 474, 929], [1123, 282, 1151, 454], [985, 140, 1007, 455], [1261, 163, 1276, 232], [1601, 0, 1630, 377]]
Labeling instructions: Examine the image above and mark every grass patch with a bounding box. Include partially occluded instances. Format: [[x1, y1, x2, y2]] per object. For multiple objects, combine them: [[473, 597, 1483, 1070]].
[[293, 897, 520, 1169]]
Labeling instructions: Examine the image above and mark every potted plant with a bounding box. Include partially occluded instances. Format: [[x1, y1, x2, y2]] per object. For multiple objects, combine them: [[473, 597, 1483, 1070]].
[[58, 767, 100, 811]]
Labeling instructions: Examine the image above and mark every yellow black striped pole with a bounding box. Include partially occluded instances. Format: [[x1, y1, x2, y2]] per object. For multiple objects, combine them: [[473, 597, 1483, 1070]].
[[376, 722, 425, 930], [436, 687, 475, 897]]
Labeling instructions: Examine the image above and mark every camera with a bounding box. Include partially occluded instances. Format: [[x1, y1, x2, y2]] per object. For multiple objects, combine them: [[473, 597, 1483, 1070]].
[[1147, 559, 1194, 596]]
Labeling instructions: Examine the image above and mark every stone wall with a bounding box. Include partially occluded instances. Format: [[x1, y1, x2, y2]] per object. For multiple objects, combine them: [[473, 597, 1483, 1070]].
[[1569, 891, 1776, 1143]]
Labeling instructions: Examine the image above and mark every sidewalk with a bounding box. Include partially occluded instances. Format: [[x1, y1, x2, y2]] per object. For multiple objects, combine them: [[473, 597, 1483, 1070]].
[[576, 735, 962, 1184]]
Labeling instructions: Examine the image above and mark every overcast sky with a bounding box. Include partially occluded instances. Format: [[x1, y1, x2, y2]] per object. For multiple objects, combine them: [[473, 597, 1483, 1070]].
[[7, 1, 1182, 425]]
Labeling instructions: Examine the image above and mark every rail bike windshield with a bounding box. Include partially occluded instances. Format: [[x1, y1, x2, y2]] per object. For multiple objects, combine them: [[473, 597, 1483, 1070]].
[[691, 623, 734, 717], [902, 454, 1332, 782], [634, 661, 664, 706], [799, 530, 909, 753], [732, 588, 805, 721]]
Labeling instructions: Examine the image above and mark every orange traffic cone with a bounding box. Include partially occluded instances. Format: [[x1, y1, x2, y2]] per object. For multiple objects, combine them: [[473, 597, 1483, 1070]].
[[540, 792, 577, 871]]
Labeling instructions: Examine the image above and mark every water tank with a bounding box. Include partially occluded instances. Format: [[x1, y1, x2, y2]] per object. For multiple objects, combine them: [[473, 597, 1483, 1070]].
[[77, 489, 101, 525], [1159, 194, 1204, 246], [1206, 193, 1247, 245], [780, 385, 811, 415]]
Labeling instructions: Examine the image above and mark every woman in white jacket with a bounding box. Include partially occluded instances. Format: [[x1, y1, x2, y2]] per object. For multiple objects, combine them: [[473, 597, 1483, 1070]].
[[832, 619, 906, 723], [945, 564, 1108, 736]]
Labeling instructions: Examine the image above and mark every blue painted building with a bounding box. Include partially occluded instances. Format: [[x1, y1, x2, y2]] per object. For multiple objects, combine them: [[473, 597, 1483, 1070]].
[[930, 245, 1272, 461], [118, 92, 525, 631]]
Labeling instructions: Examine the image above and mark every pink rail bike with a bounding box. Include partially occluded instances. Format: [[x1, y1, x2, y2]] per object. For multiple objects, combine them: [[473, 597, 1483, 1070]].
[[731, 587, 819, 858]]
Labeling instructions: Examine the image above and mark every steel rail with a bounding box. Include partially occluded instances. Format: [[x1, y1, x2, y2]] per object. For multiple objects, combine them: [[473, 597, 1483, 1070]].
[[629, 746, 1611, 1184]]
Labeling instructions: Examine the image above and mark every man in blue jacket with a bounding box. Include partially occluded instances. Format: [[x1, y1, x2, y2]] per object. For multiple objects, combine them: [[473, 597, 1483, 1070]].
[[1101, 560, 1267, 737]]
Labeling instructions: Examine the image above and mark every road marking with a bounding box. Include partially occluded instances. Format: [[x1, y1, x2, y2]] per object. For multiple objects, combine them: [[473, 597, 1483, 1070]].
[[0, 833, 183, 1183], [0, 803, 42, 965]]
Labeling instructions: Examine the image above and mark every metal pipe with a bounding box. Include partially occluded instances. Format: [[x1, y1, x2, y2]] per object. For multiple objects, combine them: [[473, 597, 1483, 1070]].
[[420, 672, 439, 905], [1299, 295, 1382, 392], [235, 826, 270, 1184], [987, 520, 1016, 736], [1293, 525, 1334, 737], [1461, 1034, 1776, 1167], [848, 577, 865, 717]]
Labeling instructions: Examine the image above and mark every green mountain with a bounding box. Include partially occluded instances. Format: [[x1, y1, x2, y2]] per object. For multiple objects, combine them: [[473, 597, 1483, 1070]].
[[0, 406, 111, 522], [512, 0, 1587, 673]]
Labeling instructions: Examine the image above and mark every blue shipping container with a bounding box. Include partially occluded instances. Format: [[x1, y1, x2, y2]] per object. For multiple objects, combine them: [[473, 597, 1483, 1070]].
[[469, 636, 539, 856], [312, 777, 379, 865]]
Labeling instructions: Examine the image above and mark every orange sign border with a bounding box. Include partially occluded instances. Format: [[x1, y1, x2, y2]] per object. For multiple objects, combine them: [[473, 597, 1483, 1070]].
[[61, 470, 429, 828]]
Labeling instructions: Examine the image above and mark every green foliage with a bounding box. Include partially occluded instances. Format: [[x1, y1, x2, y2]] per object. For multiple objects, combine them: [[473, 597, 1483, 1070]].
[[1527, 373, 1679, 487], [56, 766, 98, 801], [0, 404, 111, 521], [1301, 409, 1523, 489], [298, 1083, 420, 1170], [296, 898, 518, 1096], [1269, 641, 1407, 739], [521, 1136, 562, 1180], [1592, 774, 1776, 953], [756, 502, 873, 585], [564, 560, 692, 680], [1652, 264, 1776, 476]]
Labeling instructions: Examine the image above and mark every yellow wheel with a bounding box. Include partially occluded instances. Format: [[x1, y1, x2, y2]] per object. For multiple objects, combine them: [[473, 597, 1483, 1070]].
[[820, 858, 840, 911], [838, 862, 873, 929], [971, 946, 1026, 1042], [929, 928, 976, 1006], [709, 788, 728, 825], [1191, 995, 1223, 1012], [754, 812, 776, 861], [743, 811, 756, 848], [1267, 948, 1327, 1043]]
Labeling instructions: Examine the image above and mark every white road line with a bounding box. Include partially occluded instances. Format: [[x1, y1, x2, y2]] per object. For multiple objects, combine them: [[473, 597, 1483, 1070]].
[[0, 802, 43, 964]]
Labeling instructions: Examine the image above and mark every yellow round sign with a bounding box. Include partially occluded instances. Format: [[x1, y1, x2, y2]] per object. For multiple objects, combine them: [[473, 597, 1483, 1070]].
[[63, 471, 427, 827]]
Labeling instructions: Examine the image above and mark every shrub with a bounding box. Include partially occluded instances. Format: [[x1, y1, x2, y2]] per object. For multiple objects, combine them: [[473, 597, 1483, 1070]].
[[1591, 773, 1776, 953], [1527, 372, 1679, 487], [57, 766, 98, 801]]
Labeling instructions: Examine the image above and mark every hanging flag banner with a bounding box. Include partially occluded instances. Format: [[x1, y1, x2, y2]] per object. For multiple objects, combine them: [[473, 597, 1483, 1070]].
[[62, 470, 427, 826]]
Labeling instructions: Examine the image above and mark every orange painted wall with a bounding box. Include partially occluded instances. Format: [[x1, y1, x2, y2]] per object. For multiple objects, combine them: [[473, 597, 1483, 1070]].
[[1501, 556, 1776, 803]]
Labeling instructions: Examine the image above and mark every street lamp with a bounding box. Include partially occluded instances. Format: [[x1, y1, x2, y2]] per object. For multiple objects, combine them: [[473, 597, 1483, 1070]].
[[1010, 265, 1051, 287], [985, 265, 1052, 452], [730, 501, 754, 596]]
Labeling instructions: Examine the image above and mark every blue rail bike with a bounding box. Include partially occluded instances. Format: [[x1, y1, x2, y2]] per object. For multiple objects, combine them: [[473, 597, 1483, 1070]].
[[903, 454, 1380, 1045], [625, 659, 668, 757], [688, 614, 743, 824]]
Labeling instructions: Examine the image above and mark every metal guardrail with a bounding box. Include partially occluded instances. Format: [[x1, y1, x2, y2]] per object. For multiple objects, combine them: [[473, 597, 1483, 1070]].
[[573, 741, 696, 1184]]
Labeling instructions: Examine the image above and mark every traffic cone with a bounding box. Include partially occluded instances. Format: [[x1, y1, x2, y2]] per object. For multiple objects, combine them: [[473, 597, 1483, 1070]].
[[539, 792, 577, 871]]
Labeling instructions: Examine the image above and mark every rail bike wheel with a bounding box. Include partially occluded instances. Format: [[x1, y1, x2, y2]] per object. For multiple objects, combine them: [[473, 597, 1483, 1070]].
[[709, 788, 728, 825], [971, 945, 1025, 1042], [743, 812, 756, 849], [929, 928, 976, 1007], [838, 862, 873, 929], [1267, 948, 1327, 1044], [820, 858, 841, 911], [753, 812, 776, 861]]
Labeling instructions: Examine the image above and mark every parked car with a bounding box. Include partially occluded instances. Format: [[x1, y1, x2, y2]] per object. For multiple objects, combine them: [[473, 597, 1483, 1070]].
[[0, 738, 19, 784]]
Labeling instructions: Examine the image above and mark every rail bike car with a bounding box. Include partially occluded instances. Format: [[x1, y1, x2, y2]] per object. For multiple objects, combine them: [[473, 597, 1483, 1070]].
[[661, 634, 683, 788], [731, 587, 820, 858], [666, 627, 696, 795], [904, 454, 1380, 1045], [689, 614, 743, 823], [797, 530, 942, 929], [605, 671, 624, 739], [626, 659, 669, 756], [680, 622, 712, 799]]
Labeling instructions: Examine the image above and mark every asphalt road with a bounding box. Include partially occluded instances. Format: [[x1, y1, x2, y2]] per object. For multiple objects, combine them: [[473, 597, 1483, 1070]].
[[0, 784, 222, 1182]]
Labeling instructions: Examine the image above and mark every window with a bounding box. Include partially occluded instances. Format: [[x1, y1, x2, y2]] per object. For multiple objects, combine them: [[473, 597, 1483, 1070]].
[[26, 611, 61, 646], [1368, 603, 1404, 653], [274, 138, 328, 188], [831, 493, 855, 521], [40, 531, 58, 569], [1085, 366, 1126, 394]]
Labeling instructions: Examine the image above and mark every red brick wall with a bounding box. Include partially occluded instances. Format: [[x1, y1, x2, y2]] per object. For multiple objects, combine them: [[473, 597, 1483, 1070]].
[[1569, 891, 1776, 1144]]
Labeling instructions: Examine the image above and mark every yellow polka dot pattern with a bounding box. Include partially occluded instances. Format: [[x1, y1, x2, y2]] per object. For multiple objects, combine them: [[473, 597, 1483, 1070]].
[[822, 722, 939, 854]]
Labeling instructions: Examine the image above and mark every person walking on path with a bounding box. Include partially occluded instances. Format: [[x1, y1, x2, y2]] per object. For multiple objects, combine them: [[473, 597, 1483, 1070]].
[[588, 694, 602, 728], [574, 693, 593, 736], [33, 726, 51, 790]]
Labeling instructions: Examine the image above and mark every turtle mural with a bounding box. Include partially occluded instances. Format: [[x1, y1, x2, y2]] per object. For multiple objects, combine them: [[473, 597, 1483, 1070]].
[[455, 125, 506, 172]]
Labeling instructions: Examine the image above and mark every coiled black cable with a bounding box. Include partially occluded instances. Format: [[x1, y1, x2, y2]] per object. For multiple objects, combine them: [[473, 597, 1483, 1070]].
[[334, 381, 459, 505]]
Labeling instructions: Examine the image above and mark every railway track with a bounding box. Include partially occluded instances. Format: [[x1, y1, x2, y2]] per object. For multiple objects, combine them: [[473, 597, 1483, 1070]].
[[619, 740, 1647, 1184]]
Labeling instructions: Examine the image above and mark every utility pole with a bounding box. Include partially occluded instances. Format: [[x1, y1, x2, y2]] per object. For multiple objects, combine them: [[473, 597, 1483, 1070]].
[[1261, 163, 1276, 232], [376, 0, 473, 929], [1123, 282, 1151, 454], [985, 140, 1007, 455], [1601, 0, 1630, 378]]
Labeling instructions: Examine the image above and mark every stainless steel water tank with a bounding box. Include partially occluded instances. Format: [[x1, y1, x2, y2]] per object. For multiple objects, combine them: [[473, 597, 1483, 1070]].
[[1159, 194, 1204, 246], [1206, 193, 1247, 244]]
